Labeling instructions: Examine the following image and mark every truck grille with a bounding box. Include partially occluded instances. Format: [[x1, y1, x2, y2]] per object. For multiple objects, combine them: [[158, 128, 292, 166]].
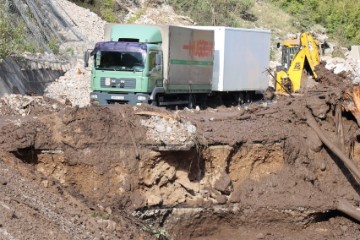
[[100, 78, 136, 89]]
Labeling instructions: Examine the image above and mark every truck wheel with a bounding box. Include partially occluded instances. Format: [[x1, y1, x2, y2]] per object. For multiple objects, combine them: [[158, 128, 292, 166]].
[[151, 95, 159, 106], [198, 94, 208, 109], [236, 92, 245, 105], [188, 94, 196, 109]]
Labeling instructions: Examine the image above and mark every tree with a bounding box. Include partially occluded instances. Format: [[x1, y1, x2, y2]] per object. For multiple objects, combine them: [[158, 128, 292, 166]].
[[168, 0, 254, 26], [271, 0, 360, 45]]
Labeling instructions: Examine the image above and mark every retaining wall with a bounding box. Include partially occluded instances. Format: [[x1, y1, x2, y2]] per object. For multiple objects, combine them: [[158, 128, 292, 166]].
[[0, 57, 71, 96]]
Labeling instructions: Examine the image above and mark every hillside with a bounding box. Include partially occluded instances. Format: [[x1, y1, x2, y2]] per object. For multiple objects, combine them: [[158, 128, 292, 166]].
[[0, 0, 360, 240]]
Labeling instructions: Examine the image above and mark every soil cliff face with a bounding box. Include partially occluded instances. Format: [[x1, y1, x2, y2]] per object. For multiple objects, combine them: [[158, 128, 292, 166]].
[[2, 1, 360, 238], [1, 64, 360, 239]]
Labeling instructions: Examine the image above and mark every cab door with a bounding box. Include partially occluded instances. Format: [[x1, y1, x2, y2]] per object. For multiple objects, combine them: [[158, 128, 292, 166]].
[[148, 51, 163, 91]]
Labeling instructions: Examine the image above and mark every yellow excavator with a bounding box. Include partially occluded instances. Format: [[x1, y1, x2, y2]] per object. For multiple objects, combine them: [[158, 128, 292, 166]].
[[275, 32, 321, 93]]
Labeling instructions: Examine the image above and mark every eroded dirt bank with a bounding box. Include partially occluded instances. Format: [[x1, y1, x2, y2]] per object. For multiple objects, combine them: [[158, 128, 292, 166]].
[[1, 64, 360, 239]]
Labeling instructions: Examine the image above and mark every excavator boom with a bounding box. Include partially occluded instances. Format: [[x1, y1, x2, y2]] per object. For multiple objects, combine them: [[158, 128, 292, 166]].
[[275, 32, 320, 93]]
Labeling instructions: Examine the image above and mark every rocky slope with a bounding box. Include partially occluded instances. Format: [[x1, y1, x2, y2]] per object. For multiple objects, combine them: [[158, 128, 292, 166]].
[[1, 1, 360, 240]]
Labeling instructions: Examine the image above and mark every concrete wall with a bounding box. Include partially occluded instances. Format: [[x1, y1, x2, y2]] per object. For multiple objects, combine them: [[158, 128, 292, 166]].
[[0, 57, 70, 97], [349, 45, 360, 60]]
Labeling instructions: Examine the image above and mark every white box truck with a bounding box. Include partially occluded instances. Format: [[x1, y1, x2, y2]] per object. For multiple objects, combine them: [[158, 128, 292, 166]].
[[86, 24, 271, 106]]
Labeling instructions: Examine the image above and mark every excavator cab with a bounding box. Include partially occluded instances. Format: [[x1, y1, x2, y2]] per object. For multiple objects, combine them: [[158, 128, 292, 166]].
[[281, 43, 300, 70]]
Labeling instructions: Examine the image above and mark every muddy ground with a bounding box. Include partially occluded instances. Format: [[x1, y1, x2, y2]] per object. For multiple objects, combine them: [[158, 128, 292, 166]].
[[1, 64, 360, 239]]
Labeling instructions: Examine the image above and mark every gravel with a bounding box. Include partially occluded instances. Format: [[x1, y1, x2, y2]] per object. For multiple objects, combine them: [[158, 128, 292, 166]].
[[44, 0, 106, 107], [140, 116, 197, 148], [324, 56, 360, 84]]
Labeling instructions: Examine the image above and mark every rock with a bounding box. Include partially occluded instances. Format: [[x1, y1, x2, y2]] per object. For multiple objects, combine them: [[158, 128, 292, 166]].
[[340, 224, 348, 232], [213, 172, 232, 194], [155, 124, 166, 133], [97, 219, 117, 232], [42, 180, 49, 188], [256, 233, 265, 239], [215, 194, 227, 204], [142, 161, 175, 187], [306, 96, 330, 120], [140, 116, 196, 147], [186, 124, 196, 134], [105, 207, 112, 215], [320, 162, 326, 171], [176, 171, 200, 193], [65, 98, 72, 106], [146, 190, 163, 206], [306, 129, 323, 152], [161, 185, 187, 206]]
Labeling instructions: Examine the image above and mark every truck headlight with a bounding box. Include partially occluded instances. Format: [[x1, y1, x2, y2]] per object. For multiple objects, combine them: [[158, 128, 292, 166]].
[[90, 94, 98, 99], [137, 96, 147, 101]]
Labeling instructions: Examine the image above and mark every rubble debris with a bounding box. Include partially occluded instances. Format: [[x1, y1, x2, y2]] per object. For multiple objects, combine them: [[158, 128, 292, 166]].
[[140, 115, 196, 150], [0, 94, 66, 116]]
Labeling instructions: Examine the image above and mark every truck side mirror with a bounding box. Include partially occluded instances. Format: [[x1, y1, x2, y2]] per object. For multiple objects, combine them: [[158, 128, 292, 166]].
[[84, 49, 93, 68], [84, 51, 89, 68]]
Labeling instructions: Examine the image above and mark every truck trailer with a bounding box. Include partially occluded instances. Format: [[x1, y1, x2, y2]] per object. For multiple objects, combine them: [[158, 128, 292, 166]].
[[85, 24, 271, 106], [190, 26, 271, 103]]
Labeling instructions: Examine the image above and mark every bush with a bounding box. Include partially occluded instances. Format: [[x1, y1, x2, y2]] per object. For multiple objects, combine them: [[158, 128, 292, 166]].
[[48, 38, 60, 55], [0, 2, 22, 57], [100, 0, 117, 22], [0, 1, 40, 58], [167, 0, 255, 26], [270, 0, 360, 45], [69, 0, 118, 22]]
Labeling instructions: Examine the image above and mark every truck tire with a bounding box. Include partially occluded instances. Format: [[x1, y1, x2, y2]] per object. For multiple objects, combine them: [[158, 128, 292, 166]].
[[198, 94, 208, 109], [188, 94, 196, 109], [151, 95, 159, 107], [236, 92, 245, 105]]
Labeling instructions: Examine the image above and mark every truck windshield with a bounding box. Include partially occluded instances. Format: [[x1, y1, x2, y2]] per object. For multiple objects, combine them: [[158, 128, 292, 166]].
[[95, 51, 144, 71]]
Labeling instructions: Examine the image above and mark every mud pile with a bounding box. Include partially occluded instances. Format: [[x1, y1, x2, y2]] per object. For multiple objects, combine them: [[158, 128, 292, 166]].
[[0, 64, 360, 239]]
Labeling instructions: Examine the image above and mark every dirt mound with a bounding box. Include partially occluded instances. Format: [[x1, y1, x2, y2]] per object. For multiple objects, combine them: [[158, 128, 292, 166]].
[[1, 65, 360, 239]]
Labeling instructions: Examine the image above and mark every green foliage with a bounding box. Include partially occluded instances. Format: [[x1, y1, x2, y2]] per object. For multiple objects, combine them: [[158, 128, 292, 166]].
[[0, 1, 40, 58], [270, 48, 276, 61], [66, 0, 360, 46], [70, 0, 118, 22], [91, 210, 110, 220], [319, 0, 360, 44], [140, 224, 169, 240], [270, 0, 360, 45], [100, 0, 117, 22], [126, 8, 147, 24], [332, 46, 346, 58], [48, 38, 60, 54], [0, 4, 23, 57], [167, 0, 255, 26]]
